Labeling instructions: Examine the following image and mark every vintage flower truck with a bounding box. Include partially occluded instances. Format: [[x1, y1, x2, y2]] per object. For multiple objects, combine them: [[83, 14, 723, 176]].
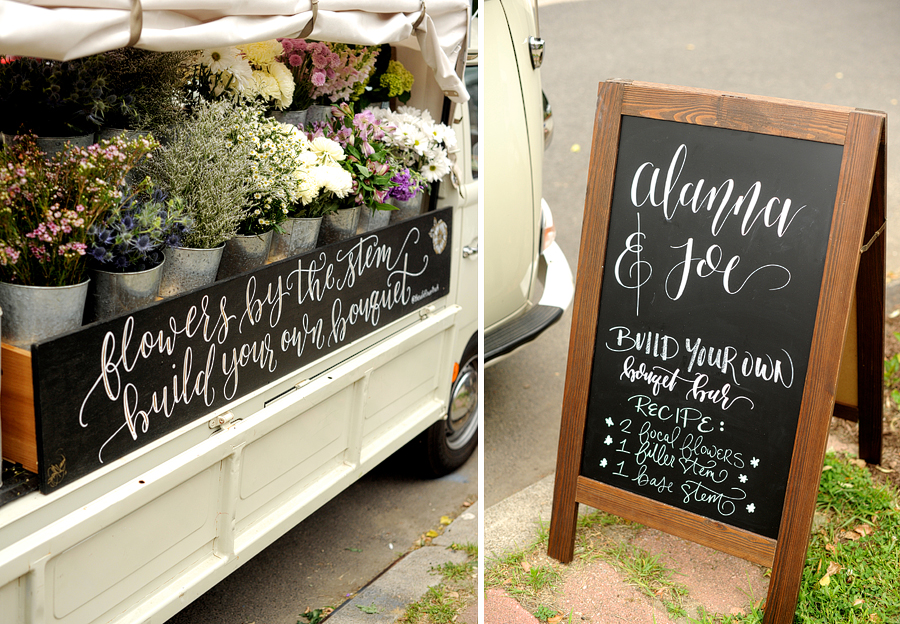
[[0, 2, 478, 622]]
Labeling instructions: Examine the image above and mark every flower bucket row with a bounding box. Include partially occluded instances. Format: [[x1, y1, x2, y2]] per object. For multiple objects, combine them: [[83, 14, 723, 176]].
[[0, 39, 456, 349]]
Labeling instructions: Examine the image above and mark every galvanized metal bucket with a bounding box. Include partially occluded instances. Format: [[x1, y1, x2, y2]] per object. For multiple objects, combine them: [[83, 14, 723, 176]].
[[305, 104, 333, 126], [34, 134, 95, 160], [86, 260, 165, 323], [268, 217, 322, 262], [273, 109, 308, 129], [357, 207, 392, 234], [388, 192, 428, 224], [0, 280, 89, 349], [319, 207, 360, 246], [158, 245, 225, 298], [217, 231, 273, 280]]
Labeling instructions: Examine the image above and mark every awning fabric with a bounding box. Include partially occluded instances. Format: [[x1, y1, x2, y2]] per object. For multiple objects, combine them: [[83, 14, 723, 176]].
[[0, 0, 470, 102]]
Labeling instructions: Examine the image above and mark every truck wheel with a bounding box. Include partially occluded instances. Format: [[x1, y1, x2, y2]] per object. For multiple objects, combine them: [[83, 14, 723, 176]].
[[419, 337, 478, 477]]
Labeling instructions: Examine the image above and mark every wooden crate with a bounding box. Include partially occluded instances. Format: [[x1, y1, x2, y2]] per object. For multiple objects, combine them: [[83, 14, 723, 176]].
[[1, 343, 37, 473]]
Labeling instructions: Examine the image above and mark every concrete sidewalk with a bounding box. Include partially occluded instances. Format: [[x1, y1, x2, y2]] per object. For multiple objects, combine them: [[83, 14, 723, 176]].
[[483, 434, 860, 623], [325, 503, 478, 624], [483, 473, 769, 623]]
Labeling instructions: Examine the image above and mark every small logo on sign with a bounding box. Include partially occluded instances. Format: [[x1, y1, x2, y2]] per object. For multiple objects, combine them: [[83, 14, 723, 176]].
[[47, 451, 67, 488], [430, 218, 448, 254]]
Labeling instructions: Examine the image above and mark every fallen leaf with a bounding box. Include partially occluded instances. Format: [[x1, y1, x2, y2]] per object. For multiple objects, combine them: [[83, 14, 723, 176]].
[[823, 465, 834, 471], [548, 615, 564, 624], [440, 515, 452, 525], [841, 530, 861, 541], [819, 574, 831, 586], [426, 530, 438, 538], [826, 561, 842, 576], [853, 598, 865, 607], [570, 144, 581, 153], [825, 543, 836, 553], [462, 500, 472, 507], [521, 561, 531, 573], [854, 524, 874, 538], [851, 458, 867, 468], [875, 465, 895, 473], [447, 591, 459, 599]]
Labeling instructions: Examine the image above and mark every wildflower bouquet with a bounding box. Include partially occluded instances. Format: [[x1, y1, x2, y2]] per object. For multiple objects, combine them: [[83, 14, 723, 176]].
[[87, 188, 192, 272], [313, 103, 398, 211], [187, 40, 294, 110], [370, 105, 455, 184], [278, 39, 379, 108], [135, 100, 254, 249], [0, 55, 110, 136], [293, 135, 354, 218], [223, 106, 311, 234], [0, 133, 160, 286]]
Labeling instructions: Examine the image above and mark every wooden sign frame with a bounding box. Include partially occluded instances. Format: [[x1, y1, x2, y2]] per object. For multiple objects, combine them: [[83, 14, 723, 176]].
[[548, 80, 886, 623]]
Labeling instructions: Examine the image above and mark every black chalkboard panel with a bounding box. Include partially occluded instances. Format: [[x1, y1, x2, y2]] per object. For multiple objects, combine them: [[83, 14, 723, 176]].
[[579, 116, 844, 539], [31, 209, 453, 492]]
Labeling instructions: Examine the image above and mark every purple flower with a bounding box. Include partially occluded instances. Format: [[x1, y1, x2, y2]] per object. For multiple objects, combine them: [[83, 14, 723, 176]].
[[133, 234, 152, 253]]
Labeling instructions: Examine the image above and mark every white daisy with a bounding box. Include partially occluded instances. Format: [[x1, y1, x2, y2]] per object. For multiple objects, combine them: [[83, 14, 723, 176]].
[[421, 150, 451, 183], [199, 46, 242, 74]]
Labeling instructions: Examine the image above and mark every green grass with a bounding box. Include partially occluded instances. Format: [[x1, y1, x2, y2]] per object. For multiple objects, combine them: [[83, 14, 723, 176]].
[[400, 543, 477, 624], [603, 542, 688, 618], [485, 452, 900, 623], [713, 452, 900, 623]]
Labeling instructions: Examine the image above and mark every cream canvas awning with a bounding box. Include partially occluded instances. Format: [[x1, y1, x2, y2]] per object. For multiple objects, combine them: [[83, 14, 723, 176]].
[[0, 0, 470, 101]]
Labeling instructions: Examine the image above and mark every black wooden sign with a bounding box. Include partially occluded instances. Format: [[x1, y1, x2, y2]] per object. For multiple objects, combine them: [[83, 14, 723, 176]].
[[580, 116, 843, 538], [31, 209, 453, 492], [548, 81, 886, 624]]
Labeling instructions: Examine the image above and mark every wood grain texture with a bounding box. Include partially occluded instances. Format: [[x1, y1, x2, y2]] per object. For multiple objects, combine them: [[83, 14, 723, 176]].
[[854, 120, 887, 463], [1, 343, 37, 472], [621, 81, 851, 144], [548, 82, 883, 624], [575, 476, 776, 567], [548, 80, 626, 564], [764, 110, 884, 624]]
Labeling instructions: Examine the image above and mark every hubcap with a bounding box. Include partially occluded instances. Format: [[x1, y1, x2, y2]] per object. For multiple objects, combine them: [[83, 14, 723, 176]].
[[446, 358, 478, 450]]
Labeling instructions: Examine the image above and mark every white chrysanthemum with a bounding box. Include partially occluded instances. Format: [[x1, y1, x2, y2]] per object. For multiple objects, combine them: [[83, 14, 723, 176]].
[[221, 58, 255, 94], [199, 46, 243, 74], [251, 69, 282, 102], [238, 40, 284, 67], [316, 165, 353, 197], [309, 136, 346, 164], [421, 150, 451, 183], [268, 61, 295, 109], [297, 150, 319, 167]]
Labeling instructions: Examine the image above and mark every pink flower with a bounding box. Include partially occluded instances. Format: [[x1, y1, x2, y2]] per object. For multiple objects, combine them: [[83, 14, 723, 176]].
[[311, 69, 326, 87], [289, 53, 303, 67]]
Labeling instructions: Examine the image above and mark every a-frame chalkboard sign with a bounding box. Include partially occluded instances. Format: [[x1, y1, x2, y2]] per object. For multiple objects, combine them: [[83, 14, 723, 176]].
[[548, 80, 886, 623]]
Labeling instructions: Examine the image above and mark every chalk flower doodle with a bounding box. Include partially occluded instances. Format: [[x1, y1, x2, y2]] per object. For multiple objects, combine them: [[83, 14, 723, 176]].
[[429, 218, 448, 254]]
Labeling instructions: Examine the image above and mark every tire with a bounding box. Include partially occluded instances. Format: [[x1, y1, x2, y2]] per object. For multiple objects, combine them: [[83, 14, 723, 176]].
[[417, 335, 479, 477]]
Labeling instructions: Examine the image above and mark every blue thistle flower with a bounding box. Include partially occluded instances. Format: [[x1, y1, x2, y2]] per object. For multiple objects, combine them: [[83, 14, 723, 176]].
[[134, 234, 153, 253]]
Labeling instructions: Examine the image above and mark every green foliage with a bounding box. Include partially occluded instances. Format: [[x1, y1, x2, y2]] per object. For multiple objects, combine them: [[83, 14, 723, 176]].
[[884, 332, 900, 407], [532, 604, 558, 621], [136, 100, 252, 248]]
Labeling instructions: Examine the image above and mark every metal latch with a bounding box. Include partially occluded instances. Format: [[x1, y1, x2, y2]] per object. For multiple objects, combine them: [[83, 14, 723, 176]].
[[419, 305, 436, 319], [209, 411, 236, 430]]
